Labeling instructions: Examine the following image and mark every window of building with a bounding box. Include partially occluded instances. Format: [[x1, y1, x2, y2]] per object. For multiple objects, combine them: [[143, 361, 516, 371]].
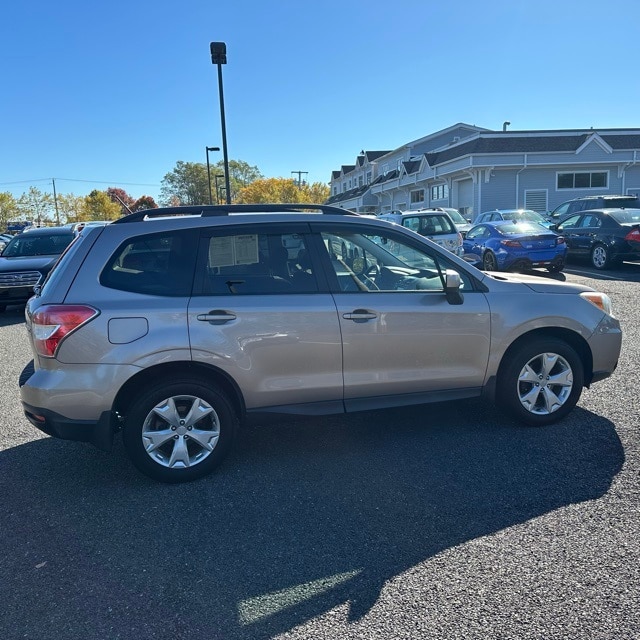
[[431, 184, 449, 201], [382, 164, 389, 176], [557, 172, 608, 189], [410, 189, 425, 204], [366, 171, 372, 185], [358, 176, 364, 187]]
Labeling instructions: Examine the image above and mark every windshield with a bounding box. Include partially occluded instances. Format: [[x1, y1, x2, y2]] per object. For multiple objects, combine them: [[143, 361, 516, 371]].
[[2, 233, 74, 258], [446, 210, 467, 224]]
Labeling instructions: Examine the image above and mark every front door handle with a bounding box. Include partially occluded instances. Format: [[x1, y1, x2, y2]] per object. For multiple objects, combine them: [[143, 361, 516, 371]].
[[196, 311, 237, 324], [343, 309, 377, 321]]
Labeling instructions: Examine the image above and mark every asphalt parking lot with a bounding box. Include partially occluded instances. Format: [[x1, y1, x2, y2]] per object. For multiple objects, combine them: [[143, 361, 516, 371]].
[[0, 262, 638, 640]]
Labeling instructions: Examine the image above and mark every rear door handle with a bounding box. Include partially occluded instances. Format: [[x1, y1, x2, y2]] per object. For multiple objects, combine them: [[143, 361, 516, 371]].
[[343, 309, 377, 321], [196, 311, 237, 324]]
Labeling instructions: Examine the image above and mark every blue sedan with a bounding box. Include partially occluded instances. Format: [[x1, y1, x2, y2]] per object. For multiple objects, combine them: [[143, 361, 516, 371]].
[[463, 221, 567, 273]]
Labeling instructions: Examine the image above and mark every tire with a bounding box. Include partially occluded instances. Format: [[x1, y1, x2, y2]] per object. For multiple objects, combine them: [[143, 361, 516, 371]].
[[591, 243, 611, 270], [547, 263, 564, 274], [122, 378, 238, 483], [498, 338, 584, 426], [482, 251, 498, 271]]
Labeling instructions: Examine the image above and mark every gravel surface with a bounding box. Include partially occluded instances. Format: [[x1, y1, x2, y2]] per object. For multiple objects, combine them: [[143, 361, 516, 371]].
[[0, 264, 638, 640]]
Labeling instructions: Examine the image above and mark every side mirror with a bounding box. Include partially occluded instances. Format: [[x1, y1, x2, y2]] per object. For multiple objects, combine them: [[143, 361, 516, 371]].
[[444, 269, 463, 305]]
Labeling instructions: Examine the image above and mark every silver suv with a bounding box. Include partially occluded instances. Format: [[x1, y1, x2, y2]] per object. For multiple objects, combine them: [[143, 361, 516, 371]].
[[19, 204, 622, 483]]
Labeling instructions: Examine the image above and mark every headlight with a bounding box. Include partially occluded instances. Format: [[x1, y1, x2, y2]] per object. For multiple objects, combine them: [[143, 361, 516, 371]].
[[580, 292, 614, 316]]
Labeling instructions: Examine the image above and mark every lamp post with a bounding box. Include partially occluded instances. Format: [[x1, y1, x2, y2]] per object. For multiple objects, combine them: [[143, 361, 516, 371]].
[[210, 42, 231, 204], [205, 146, 220, 204], [214, 174, 225, 205]]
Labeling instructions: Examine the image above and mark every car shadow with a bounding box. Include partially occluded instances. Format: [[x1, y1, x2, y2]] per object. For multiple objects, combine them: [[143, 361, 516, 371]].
[[0, 304, 26, 327], [0, 401, 623, 639]]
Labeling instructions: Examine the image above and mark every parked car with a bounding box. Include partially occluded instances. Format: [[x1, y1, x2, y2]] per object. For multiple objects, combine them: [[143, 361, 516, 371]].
[[19, 204, 621, 483], [475, 209, 552, 228], [0, 233, 12, 252], [463, 221, 567, 273], [378, 209, 464, 256], [548, 194, 640, 221], [0, 226, 76, 312], [415, 207, 472, 237], [551, 207, 640, 269]]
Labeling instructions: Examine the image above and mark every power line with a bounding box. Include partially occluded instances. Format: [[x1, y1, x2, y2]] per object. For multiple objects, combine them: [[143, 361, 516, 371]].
[[0, 177, 160, 187]]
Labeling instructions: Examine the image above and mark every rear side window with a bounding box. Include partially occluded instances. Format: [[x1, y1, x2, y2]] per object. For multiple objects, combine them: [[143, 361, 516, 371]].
[[101, 230, 197, 296], [196, 231, 319, 295]]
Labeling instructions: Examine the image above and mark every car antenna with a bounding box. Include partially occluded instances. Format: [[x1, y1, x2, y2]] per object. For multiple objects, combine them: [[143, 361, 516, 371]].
[[111, 193, 133, 214]]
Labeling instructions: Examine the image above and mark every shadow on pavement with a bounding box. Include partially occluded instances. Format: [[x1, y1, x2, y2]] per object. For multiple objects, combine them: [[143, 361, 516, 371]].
[[0, 401, 624, 639]]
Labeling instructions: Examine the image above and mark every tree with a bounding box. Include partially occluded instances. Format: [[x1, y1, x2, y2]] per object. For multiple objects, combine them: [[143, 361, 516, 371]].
[[56, 193, 86, 224], [159, 159, 263, 206], [131, 195, 158, 211], [17, 187, 54, 226], [236, 178, 330, 204], [83, 190, 122, 221], [0, 192, 20, 230], [211, 159, 263, 203], [159, 161, 209, 206]]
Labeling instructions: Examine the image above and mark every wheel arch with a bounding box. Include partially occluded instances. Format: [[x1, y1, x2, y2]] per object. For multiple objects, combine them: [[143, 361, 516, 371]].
[[494, 327, 594, 395], [113, 361, 246, 426]]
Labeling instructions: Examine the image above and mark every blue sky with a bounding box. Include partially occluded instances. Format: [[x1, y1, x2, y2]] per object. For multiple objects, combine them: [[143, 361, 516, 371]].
[[2, 0, 639, 203]]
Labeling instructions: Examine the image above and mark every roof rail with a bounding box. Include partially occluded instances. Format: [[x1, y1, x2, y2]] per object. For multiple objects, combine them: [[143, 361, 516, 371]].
[[111, 203, 358, 224]]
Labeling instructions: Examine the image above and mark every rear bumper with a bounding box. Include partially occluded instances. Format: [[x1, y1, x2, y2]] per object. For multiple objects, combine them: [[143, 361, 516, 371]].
[[19, 359, 118, 451], [21, 402, 117, 451]]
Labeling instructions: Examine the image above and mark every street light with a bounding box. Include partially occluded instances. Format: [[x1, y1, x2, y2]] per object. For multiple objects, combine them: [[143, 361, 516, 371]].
[[205, 145, 220, 204], [214, 174, 225, 205], [210, 42, 231, 204]]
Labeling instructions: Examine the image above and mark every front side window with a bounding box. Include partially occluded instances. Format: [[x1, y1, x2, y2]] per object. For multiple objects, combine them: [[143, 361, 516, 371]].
[[198, 231, 318, 295], [319, 227, 470, 293]]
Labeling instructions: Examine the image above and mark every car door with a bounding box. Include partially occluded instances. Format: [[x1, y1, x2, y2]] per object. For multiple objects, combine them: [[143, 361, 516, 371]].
[[188, 223, 344, 412], [463, 225, 491, 262], [311, 222, 491, 410], [556, 213, 584, 255]]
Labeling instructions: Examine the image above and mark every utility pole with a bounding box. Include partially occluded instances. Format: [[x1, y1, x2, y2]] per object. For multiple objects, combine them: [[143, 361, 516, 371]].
[[291, 170, 308, 188], [52, 178, 60, 225]]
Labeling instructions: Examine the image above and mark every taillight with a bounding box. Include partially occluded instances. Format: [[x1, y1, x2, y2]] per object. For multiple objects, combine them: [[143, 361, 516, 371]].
[[556, 236, 566, 245], [32, 305, 99, 358], [624, 228, 640, 242], [500, 239, 522, 247]]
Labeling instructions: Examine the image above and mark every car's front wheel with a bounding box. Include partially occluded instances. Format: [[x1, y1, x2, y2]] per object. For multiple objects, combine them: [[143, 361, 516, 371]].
[[498, 338, 584, 426], [123, 378, 238, 483]]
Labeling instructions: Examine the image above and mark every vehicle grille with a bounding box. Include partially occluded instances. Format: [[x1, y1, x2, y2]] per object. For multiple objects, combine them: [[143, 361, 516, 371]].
[[0, 271, 41, 287]]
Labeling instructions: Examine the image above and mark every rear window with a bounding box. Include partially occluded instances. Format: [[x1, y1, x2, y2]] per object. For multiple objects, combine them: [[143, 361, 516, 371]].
[[609, 209, 640, 224], [100, 230, 198, 296], [605, 197, 639, 208], [402, 214, 456, 235]]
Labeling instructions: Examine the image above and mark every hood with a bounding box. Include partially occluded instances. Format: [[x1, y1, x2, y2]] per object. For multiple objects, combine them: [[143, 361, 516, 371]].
[[0, 255, 58, 272], [481, 270, 594, 294]]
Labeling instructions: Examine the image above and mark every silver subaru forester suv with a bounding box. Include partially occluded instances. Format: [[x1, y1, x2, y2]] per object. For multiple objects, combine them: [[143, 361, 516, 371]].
[[19, 204, 622, 483]]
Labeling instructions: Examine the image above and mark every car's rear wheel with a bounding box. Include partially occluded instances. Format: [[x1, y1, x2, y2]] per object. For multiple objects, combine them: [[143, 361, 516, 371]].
[[591, 243, 611, 270], [498, 338, 584, 426], [482, 251, 498, 271], [123, 378, 238, 483]]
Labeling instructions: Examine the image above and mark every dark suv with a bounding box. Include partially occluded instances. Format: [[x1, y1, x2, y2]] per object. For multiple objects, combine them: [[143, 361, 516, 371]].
[[549, 194, 640, 220], [19, 204, 622, 483]]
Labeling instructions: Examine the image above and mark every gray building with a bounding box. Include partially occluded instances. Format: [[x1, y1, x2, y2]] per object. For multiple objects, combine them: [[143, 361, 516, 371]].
[[325, 123, 640, 221]]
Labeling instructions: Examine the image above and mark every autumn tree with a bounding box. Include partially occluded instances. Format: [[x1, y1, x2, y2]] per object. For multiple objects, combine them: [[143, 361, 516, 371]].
[[236, 178, 330, 204], [83, 190, 122, 221], [107, 187, 135, 216], [132, 195, 158, 211], [0, 192, 20, 230], [210, 159, 263, 202]]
